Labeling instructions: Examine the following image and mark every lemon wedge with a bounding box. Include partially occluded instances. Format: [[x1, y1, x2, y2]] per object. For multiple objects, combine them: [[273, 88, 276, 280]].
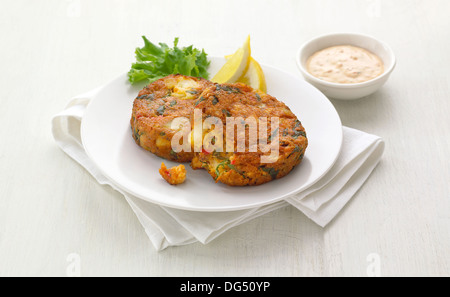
[[212, 36, 251, 84], [236, 57, 267, 93], [224, 55, 267, 93]]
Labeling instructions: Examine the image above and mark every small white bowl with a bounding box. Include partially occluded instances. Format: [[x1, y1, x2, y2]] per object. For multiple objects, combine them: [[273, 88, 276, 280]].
[[296, 33, 396, 100]]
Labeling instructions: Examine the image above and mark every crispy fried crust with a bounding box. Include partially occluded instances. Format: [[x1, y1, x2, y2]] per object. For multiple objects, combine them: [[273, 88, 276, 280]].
[[131, 76, 308, 186], [190, 83, 308, 186], [130, 74, 214, 162]]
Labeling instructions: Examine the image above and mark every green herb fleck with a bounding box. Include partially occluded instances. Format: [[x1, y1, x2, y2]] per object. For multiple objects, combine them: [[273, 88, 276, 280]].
[[268, 127, 279, 142], [163, 90, 172, 98], [260, 167, 279, 180], [195, 96, 206, 106], [227, 163, 245, 176], [186, 89, 198, 95], [214, 159, 245, 180], [212, 95, 219, 105], [213, 152, 227, 160], [170, 150, 178, 159], [293, 130, 306, 138], [215, 160, 230, 180], [255, 93, 261, 101], [288, 145, 301, 158], [169, 100, 177, 107], [134, 129, 140, 143], [216, 84, 242, 94], [156, 105, 165, 115], [222, 109, 231, 117]]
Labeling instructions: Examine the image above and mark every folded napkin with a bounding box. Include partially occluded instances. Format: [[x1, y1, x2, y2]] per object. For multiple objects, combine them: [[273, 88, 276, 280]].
[[52, 88, 385, 251]]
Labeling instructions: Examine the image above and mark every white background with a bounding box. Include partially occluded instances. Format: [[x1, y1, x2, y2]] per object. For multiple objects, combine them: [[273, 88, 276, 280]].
[[0, 0, 449, 276]]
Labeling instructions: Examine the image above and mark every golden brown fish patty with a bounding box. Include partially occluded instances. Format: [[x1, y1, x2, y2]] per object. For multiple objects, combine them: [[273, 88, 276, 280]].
[[130, 74, 214, 162], [190, 83, 308, 186]]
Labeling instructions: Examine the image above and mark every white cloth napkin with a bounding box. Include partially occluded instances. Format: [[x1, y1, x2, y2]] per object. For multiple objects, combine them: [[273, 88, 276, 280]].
[[52, 88, 385, 251]]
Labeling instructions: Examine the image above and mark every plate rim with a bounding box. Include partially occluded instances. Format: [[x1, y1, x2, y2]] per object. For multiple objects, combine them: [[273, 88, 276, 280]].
[[81, 58, 343, 211]]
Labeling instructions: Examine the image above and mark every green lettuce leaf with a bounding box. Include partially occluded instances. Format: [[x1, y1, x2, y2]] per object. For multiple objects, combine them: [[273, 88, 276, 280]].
[[128, 36, 210, 84]]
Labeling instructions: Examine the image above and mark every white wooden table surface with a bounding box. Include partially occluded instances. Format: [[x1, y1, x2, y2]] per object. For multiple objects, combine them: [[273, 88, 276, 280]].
[[0, 0, 449, 277]]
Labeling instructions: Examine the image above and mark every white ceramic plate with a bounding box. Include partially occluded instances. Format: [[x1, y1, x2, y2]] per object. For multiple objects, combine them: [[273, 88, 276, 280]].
[[81, 57, 342, 211]]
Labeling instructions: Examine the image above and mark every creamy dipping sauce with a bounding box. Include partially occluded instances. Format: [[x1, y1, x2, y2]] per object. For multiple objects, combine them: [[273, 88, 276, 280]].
[[306, 45, 384, 84]]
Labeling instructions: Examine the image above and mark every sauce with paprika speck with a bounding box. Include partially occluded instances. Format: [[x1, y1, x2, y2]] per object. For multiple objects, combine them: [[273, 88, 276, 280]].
[[306, 45, 384, 84]]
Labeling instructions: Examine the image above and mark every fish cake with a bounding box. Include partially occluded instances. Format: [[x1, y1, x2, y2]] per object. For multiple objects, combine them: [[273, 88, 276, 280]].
[[130, 74, 214, 162], [190, 83, 308, 186]]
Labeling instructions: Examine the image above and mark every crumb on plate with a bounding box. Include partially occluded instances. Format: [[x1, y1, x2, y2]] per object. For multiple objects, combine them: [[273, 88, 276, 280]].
[[159, 162, 186, 185]]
